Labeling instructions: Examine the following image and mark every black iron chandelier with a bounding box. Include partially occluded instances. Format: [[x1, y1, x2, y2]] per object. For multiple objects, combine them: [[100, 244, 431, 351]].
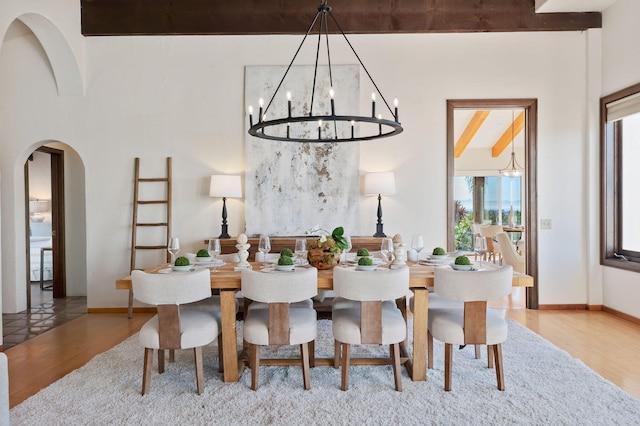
[[247, 1, 403, 143]]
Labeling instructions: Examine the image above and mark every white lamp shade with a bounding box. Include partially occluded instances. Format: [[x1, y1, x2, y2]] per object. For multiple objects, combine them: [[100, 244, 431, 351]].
[[29, 199, 51, 214], [209, 175, 242, 198], [363, 172, 396, 196]]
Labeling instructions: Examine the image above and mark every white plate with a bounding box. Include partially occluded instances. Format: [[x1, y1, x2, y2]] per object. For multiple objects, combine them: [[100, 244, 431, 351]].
[[157, 268, 172, 274], [428, 254, 450, 261], [356, 265, 377, 271], [195, 257, 213, 263], [171, 265, 192, 272]]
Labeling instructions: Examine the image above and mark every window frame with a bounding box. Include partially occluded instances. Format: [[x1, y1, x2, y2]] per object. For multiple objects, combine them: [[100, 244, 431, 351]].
[[601, 82, 640, 272]]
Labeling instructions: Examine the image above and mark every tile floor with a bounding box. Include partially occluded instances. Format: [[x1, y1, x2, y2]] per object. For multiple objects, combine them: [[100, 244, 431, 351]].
[[2, 282, 87, 350]]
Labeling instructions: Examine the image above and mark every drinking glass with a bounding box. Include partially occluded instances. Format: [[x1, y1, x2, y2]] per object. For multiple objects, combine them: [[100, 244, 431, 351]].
[[381, 238, 394, 265], [258, 235, 271, 263], [411, 234, 424, 265], [167, 237, 180, 264], [342, 235, 353, 263], [294, 238, 308, 265], [208, 238, 221, 272], [474, 236, 487, 261]]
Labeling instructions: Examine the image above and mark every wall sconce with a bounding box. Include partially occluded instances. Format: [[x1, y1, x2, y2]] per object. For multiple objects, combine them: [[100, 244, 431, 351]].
[[209, 175, 242, 239], [363, 172, 396, 237]]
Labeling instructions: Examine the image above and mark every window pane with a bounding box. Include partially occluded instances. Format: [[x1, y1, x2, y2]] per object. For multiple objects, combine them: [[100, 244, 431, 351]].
[[502, 176, 522, 226], [484, 176, 499, 224], [453, 176, 473, 250], [621, 113, 640, 252]]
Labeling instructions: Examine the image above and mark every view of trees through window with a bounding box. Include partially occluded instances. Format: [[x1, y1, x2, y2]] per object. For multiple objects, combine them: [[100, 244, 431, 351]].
[[454, 175, 522, 250]]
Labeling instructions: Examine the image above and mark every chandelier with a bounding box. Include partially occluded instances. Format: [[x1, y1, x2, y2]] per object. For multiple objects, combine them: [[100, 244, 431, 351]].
[[499, 109, 524, 178], [246, 1, 403, 143]]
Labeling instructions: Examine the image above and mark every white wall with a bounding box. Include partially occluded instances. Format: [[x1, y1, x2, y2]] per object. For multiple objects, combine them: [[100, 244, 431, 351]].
[[600, 0, 640, 317], [0, 0, 595, 311]]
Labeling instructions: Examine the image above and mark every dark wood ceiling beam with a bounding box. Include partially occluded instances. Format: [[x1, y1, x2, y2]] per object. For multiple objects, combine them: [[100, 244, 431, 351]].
[[80, 0, 601, 36]]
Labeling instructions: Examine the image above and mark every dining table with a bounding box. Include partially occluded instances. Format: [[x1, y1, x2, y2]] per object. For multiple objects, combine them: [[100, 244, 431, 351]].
[[115, 260, 533, 383]]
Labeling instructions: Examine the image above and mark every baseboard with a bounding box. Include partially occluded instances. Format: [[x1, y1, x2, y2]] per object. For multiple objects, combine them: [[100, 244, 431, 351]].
[[602, 306, 640, 326], [87, 307, 156, 314], [538, 304, 587, 310]]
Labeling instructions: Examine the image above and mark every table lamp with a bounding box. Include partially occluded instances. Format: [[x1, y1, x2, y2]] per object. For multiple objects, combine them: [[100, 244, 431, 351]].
[[209, 175, 242, 239], [29, 199, 51, 222], [363, 172, 396, 237]]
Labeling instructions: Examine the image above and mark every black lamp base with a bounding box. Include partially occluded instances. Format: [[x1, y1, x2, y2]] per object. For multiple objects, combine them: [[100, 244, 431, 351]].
[[373, 193, 386, 237], [219, 197, 232, 239]]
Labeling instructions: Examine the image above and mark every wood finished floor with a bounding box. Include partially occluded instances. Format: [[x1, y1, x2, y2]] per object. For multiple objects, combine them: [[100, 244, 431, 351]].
[[5, 288, 640, 409]]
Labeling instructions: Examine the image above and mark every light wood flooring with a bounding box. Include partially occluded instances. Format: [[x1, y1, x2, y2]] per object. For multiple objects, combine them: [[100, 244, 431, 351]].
[[5, 288, 640, 408]]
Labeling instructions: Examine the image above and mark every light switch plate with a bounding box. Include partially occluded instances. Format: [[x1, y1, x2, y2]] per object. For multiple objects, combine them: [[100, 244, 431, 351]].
[[540, 219, 552, 229]]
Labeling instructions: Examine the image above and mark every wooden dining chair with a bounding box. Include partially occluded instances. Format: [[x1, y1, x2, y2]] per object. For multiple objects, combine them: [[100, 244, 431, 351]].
[[332, 266, 409, 391], [428, 265, 513, 391], [132, 269, 221, 395], [241, 267, 318, 390], [496, 232, 525, 273]]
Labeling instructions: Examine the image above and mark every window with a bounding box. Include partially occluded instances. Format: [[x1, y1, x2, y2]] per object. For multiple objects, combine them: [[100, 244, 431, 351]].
[[601, 83, 640, 271]]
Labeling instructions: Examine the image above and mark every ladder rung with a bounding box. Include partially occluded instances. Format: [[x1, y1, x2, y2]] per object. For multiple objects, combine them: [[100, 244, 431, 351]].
[[135, 245, 168, 250], [139, 178, 169, 182], [138, 200, 168, 205], [136, 223, 169, 227]]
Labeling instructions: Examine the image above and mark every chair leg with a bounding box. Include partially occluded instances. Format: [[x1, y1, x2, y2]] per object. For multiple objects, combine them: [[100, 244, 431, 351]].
[[493, 344, 505, 391], [218, 334, 224, 373], [300, 343, 311, 390], [250, 343, 260, 391], [309, 340, 315, 368], [487, 345, 495, 369], [169, 349, 175, 363], [391, 343, 402, 392], [444, 343, 453, 391], [334, 340, 340, 368], [340, 343, 351, 391], [158, 350, 165, 374], [475, 345, 481, 359], [142, 348, 153, 395], [194, 347, 204, 395], [427, 330, 434, 369]]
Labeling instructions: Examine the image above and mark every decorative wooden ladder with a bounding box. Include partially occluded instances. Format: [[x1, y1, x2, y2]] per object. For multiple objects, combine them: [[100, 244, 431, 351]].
[[128, 157, 172, 318]]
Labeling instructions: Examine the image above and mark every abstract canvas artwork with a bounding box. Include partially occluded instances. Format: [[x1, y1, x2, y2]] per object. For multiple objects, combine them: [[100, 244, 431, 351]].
[[244, 65, 360, 236]]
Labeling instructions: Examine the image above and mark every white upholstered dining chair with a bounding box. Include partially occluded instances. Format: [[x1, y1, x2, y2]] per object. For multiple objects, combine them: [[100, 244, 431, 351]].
[[132, 269, 221, 395], [332, 266, 409, 391], [496, 232, 525, 273], [428, 265, 513, 391], [241, 267, 318, 390]]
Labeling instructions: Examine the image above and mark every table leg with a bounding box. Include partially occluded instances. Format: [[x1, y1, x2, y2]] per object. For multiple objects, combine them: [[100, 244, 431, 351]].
[[411, 288, 429, 381], [220, 289, 239, 382]]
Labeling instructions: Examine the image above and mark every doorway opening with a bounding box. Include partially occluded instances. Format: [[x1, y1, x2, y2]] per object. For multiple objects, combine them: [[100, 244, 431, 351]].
[[446, 99, 539, 309]]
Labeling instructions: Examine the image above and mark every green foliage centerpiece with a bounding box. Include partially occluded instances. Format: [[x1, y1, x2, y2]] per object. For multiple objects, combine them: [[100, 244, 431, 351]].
[[307, 226, 349, 270]]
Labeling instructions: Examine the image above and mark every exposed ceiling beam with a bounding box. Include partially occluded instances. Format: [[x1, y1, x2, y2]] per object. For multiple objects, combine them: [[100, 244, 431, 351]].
[[492, 111, 525, 157], [454, 110, 491, 158], [80, 0, 602, 36]]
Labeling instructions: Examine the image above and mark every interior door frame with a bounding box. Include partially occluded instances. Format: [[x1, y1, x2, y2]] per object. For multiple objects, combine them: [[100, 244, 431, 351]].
[[24, 146, 67, 301], [446, 99, 539, 309]]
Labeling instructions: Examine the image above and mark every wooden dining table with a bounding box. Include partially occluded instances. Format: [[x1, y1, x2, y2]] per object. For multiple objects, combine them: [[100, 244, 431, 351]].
[[116, 261, 533, 383]]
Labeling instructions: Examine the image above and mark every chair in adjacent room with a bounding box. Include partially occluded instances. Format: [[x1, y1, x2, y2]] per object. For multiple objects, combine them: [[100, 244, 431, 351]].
[[132, 269, 221, 395], [241, 267, 318, 390], [478, 224, 503, 263], [428, 265, 513, 391], [331, 266, 409, 391], [496, 232, 525, 273]]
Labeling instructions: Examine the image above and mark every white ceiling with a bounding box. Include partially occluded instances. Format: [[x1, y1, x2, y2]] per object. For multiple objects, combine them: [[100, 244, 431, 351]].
[[535, 0, 619, 13], [453, 109, 525, 151]]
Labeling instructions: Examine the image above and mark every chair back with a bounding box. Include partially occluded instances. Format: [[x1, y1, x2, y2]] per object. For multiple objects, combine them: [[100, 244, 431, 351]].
[[495, 232, 525, 273], [333, 267, 409, 301], [241, 268, 318, 303], [478, 224, 503, 238], [132, 269, 212, 306], [434, 265, 512, 302]]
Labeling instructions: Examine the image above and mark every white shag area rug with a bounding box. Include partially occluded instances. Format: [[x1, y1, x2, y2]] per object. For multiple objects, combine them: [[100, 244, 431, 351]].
[[11, 319, 640, 425]]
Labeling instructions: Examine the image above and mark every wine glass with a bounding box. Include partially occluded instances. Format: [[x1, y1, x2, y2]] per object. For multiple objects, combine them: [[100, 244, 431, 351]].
[[411, 235, 424, 265], [258, 234, 271, 263], [380, 238, 394, 265], [474, 236, 487, 261], [294, 238, 307, 265], [342, 235, 353, 262], [208, 238, 221, 272], [167, 237, 180, 264]]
